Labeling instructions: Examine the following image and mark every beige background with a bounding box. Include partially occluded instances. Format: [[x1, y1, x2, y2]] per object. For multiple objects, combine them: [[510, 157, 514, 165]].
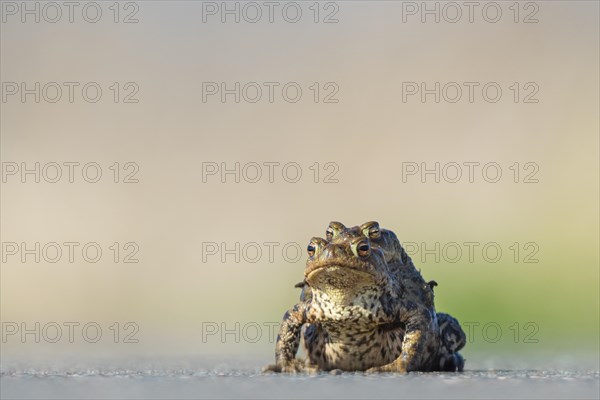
[[1, 1, 598, 366]]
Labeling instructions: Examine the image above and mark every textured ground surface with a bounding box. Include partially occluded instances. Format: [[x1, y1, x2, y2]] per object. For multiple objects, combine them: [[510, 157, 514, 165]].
[[2, 359, 599, 399]]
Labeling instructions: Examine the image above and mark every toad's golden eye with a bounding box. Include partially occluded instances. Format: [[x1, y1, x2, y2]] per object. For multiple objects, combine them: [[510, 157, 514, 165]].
[[326, 228, 334, 240], [361, 221, 381, 239], [357, 241, 371, 257], [307, 244, 316, 257], [369, 227, 381, 239]]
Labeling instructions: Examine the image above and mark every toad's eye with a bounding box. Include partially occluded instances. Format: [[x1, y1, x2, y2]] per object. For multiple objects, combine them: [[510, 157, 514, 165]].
[[326, 228, 334, 240], [369, 227, 381, 239], [361, 222, 381, 240], [357, 241, 370, 257], [307, 244, 316, 257]]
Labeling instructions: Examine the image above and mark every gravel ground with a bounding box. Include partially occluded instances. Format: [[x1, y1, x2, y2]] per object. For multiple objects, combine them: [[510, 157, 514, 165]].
[[2, 362, 599, 400]]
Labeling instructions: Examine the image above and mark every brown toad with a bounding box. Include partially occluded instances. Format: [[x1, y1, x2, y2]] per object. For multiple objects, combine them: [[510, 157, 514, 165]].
[[265, 221, 466, 373]]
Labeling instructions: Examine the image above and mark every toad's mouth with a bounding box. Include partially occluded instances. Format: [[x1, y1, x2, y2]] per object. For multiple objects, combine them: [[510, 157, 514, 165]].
[[304, 263, 381, 304], [305, 261, 376, 282]]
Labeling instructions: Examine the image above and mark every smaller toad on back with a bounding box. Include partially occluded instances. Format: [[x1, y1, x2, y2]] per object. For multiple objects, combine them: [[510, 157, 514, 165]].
[[266, 221, 466, 373]]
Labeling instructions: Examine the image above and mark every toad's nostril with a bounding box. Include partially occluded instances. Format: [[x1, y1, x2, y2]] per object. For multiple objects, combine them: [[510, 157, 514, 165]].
[[326, 244, 344, 258]]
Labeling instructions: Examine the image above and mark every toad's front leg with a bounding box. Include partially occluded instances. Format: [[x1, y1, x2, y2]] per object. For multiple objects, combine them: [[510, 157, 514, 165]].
[[263, 303, 316, 373], [367, 308, 438, 373]]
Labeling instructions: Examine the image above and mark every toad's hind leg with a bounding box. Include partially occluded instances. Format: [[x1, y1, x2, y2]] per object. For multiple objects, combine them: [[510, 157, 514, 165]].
[[436, 312, 466, 372]]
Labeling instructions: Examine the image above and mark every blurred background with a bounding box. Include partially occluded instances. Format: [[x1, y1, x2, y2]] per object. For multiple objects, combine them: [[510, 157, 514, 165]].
[[1, 0, 598, 370]]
